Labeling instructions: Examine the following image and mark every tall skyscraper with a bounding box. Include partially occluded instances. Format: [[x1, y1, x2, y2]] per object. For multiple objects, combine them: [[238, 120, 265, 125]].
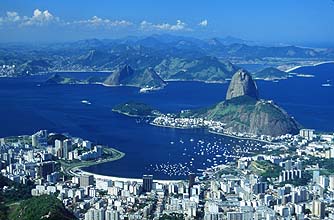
[[31, 134, 38, 147], [39, 161, 55, 179], [55, 139, 63, 158], [80, 175, 94, 187], [312, 200, 325, 219], [142, 174, 153, 193], [189, 173, 196, 189], [227, 212, 243, 220], [299, 129, 315, 141], [329, 175, 334, 191], [63, 139, 72, 160]]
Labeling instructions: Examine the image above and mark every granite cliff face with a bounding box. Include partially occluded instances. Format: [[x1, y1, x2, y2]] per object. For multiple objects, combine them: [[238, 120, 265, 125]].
[[198, 71, 300, 136], [104, 65, 166, 88], [226, 69, 259, 100]]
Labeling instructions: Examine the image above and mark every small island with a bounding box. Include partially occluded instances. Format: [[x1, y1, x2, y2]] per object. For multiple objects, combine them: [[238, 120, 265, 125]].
[[112, 102, 161, 118], [45, 73, 85, 85], [252, 67, 290, 80]]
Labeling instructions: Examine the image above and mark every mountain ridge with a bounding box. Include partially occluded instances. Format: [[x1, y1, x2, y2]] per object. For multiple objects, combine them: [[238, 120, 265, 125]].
[[103, 65, 166, 88]]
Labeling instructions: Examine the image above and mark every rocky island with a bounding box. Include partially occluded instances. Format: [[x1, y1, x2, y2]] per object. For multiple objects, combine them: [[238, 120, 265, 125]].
[[44, 65, 166, 90], [253, 67, 289, 80], [45, 73, 83, 85], [112, 102, 161, 118], [189, 69, 301, 136], [104, 65, 166, 89]]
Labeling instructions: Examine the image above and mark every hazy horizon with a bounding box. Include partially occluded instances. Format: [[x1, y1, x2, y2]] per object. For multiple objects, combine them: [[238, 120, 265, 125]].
[[1, 0, 334, 47]]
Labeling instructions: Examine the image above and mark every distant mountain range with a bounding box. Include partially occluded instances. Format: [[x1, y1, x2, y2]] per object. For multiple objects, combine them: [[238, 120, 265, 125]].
[[1, 34, 333, 81], [154, 56, 239, 82]]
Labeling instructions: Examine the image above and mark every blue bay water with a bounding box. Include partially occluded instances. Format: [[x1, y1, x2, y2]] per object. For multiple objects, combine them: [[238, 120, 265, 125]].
[[0, 63, 333, 179]]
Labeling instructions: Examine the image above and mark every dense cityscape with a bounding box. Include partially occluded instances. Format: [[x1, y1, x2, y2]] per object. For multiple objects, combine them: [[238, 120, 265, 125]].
[[0, 127, 333, 220]]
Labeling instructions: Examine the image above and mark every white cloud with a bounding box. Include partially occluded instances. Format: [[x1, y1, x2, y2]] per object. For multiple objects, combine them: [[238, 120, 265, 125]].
[[70, 16, 132, 29], [22, 9, 58, 26], [140, 20, 188, 31], [6, 11, 21, 22], [0, 9, 59, 27], [0, 11, 21, 26], [0, 9, 200, 34], [198, 19, 208, 27]]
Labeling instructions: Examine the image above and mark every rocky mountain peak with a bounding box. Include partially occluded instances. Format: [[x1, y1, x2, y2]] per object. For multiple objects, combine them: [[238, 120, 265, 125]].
[[226, 69, 259, 100]]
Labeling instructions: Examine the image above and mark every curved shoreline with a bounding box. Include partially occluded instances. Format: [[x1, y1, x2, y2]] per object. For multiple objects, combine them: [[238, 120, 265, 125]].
[[150, 122, 273, 144], [208, 130, 273, 144], [78, 170, 182, 184], [285, 61, 334, 73], [112, 109, 156, 118], [61, 148, 125, 177], [65, 147, 183, 184]]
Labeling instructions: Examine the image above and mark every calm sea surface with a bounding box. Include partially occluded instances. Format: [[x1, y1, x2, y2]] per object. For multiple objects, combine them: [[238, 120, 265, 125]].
[[0, 63, 333, 179]]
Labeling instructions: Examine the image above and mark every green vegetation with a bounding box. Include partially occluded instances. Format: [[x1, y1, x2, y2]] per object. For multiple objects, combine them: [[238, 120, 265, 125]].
[[45, 74, 83, 85], [185, 94, 300, 136], [1, 36, 333, 78], [216, 168, 239, 177], [104, 65, 165, 88], [253, 67, 289, 80], [0, 175, 34, 203], [3, 135, 32, 145], [205, 96, 257, 121], [0, 175, 34, 220], [112, 102, 161, 117], [154, 56, 239, 82], [9, 195, 77, 220], [304, 157, 334, 175], [250, 160, 283, 178], [47, 133, 67, 145]]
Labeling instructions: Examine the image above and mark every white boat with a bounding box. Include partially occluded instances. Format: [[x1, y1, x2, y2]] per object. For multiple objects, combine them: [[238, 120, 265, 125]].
[[139, 87, 161, 93], [81, 100, 91, 105], [321, 83, 332, 87]]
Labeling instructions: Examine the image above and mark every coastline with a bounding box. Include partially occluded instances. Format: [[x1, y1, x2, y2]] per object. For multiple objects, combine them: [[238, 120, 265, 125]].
[[208, 130, 272, 144], [78, 170, 182, 184], [51, 70, 112, 73], [285, 61, 334, 73], [64, 147, 181, 184], [149, 122, 203, 130], [164, 79, 229, 84], [112, 109, 156, 118], [149, 122, 272, 144], [61, 148, 125, 177]]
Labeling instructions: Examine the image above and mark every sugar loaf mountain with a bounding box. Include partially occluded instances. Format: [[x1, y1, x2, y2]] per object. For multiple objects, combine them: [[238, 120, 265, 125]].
[[187, 69, 301, 136]]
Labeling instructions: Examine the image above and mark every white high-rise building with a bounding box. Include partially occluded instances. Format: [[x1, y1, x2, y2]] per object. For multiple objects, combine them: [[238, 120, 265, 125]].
[[312, 200, 325, 219], [329, 175, 334, 191], [105, 209, 119, 220], [299, 129, 315, 141]]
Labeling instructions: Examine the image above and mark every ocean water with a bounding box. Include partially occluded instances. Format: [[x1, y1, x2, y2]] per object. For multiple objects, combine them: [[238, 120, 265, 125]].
[[0, 63, 333, 179]]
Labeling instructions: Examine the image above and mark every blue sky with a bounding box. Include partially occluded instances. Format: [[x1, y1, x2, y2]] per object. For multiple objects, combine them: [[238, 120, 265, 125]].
[[0, 0, 333, 46]]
